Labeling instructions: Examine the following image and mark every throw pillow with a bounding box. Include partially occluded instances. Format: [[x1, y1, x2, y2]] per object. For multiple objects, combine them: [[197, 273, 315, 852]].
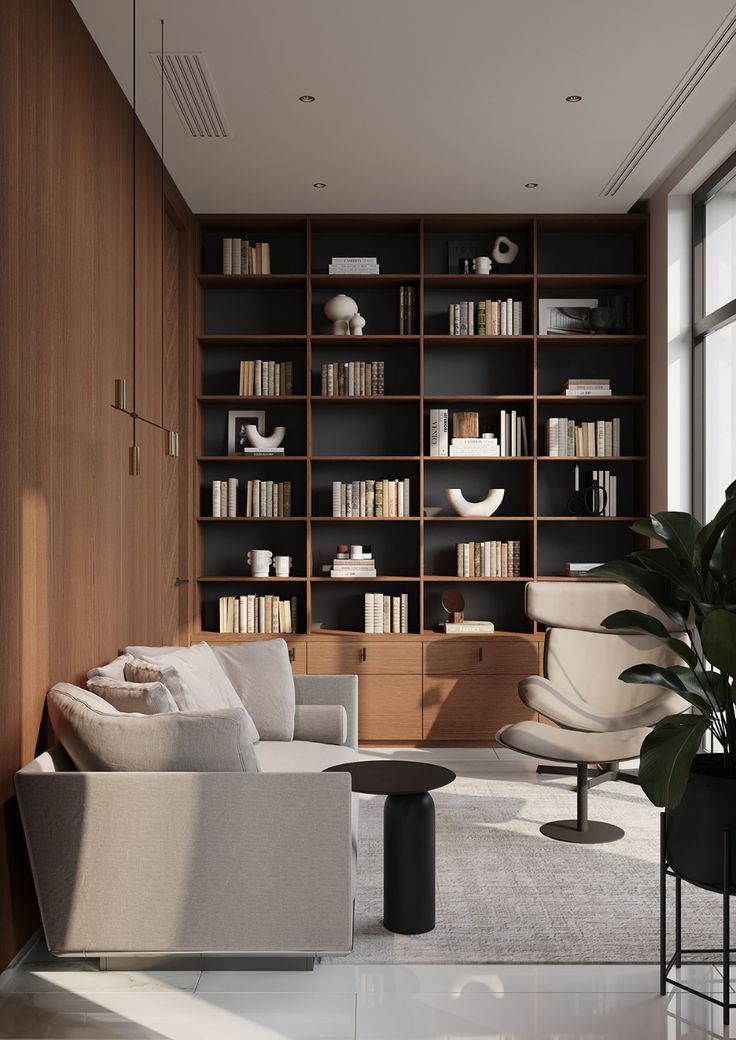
[[48, 683, 260, 773], [211, 638, 296, 741], [86, 675, 178, 715], [87, 653, 134, 684]]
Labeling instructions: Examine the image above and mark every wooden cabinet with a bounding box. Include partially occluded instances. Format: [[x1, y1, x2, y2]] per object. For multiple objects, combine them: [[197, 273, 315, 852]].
[[422, 676, 536, 742], [357, 675, 423, 743], [286, 640, 307, 674], [308, 639, 422, 675], [423, 638, 538, 677]]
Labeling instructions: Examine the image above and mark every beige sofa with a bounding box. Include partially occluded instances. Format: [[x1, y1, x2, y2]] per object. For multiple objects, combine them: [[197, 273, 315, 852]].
[[16, 672, 359, 966]]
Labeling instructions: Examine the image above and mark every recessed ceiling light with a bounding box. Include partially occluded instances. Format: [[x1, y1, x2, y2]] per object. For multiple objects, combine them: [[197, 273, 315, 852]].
[[524, 182, 539, 188], [565, 95, 582, 102], [313, 182, 327, 188], [299, 95, 316, 102]]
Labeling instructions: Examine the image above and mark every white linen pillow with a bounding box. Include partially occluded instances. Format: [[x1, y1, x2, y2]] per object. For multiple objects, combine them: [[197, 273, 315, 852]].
[[211, 639, 295, 741], [87, 675, 179, 715], [87, 653, 134, 684]]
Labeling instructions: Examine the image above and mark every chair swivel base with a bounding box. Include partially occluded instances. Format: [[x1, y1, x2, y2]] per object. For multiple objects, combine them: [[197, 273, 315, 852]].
[[540, 819, 625, 844]]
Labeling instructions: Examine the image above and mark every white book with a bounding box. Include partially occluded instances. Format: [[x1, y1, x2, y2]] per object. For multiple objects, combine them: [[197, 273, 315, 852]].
[[449, 444, 500, 456], [500, 410, 507, 455], [231, 237, 242, 275], [212, 480, 221, 517], [565, 387, 612, 396], [222, 238, 233, 275], [444, 621, 495, 633], [364, 594, 374, 633], [401, 593, 408, 634], [430, 409, 440, 456], [596, 421, 605, 457], [439, 409, 449, 455], [227, 478, 238, 518], [510, 410, 517, 456], [331, 256, 378, 263], [328, 264, 380, 274]]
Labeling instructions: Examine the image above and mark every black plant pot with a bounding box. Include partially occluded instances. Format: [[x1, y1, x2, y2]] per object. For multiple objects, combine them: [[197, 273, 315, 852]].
[[665, 755, 736, 893]]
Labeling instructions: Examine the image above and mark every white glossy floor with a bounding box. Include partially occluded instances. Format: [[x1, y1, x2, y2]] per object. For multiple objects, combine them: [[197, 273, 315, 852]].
[[1, 748, 732, 1039]]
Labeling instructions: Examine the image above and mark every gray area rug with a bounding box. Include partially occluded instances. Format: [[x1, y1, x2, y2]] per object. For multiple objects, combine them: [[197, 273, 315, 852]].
[[328, 770, 731, 964]]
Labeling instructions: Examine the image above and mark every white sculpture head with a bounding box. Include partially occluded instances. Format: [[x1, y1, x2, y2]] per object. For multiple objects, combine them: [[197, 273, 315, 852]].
[[324, 294, 358, 322]]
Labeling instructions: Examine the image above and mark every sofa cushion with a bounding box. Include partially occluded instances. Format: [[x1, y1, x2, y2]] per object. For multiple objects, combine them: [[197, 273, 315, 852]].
[[86, 675, 179, 715], [293, 704, 348, 746], [47, 683, 260, 773], [87, 653, 133, 684], [255, 739, 356, 773], [212, 639, 295, 741], [122, 643, 260, 743]]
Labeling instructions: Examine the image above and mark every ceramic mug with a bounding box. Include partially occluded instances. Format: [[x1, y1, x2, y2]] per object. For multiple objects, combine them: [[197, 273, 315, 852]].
[[247, 549, 273, 577], [473, 256, 492, 275], [273, 555, 292, 577]]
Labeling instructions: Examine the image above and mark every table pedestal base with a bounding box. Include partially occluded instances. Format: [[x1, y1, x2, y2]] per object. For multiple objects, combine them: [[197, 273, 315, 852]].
[[383, 791, 435, 935]]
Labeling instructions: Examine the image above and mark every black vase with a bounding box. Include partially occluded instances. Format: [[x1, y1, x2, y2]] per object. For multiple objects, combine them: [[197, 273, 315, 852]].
[[665, 755, 736, 893]]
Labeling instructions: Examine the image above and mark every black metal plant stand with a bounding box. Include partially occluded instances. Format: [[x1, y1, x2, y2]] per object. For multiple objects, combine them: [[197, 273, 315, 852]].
[[660, 812, 735, 1027]]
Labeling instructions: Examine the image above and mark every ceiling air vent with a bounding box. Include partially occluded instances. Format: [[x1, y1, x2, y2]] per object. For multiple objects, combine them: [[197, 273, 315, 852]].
[[150, 52, 231, 138]]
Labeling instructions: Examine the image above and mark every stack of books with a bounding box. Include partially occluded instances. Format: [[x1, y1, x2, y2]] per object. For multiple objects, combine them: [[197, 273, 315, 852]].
[[212, 479, 238, 518], [364, 593, 409, 633], [328, 256, 379, 274], [565, 563, 601, 578], [218, 594, 297, 633], [497, 410, 529, 456], [399, 286, 416, 334], [222, 238, 271, 274], [331, 479, 411, 517], [441, 619, 495, 634], [429, 409, 449, 455], [456, 540, 521, 577], [239, 360, 294, 396], [450, 435, 500, 457], [564, 378, 612, 397], [320, 361, 385, 396], [546, 418, 621, 456], [328, 547, 376, 578], [448, 299, 522, 336], [245, 480, 292, 517]]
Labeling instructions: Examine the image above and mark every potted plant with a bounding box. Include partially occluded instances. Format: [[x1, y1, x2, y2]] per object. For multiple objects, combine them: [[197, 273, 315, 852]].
[[592, 480, 736, 892]]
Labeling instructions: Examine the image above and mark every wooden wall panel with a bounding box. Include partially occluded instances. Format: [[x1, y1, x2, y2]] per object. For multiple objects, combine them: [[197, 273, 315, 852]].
[[0, 0, 192, 969]]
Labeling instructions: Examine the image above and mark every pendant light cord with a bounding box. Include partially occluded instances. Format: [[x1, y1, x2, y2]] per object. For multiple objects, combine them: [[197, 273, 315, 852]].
[[131, 0, 137, 448]]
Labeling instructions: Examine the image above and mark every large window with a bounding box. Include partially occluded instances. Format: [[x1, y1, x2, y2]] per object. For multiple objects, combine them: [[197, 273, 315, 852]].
[[694, 153, 736, 521]]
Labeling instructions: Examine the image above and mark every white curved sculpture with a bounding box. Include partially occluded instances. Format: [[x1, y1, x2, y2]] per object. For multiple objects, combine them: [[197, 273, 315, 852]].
[[491, 235, 519, 266], [245, 425, 285, 450], [349, 313, 366, 335], [445, 487, 505, 517], [324, 294, 358, 335]]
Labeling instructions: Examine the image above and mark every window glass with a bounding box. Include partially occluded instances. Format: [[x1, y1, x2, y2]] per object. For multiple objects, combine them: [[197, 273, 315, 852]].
[[705, 171, 736, 315], [704, 319, 736, 519]]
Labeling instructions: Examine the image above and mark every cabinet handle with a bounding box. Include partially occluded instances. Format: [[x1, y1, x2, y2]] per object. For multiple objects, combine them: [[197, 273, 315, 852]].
[[360, 647, 367, 662], [478, 647, 484, 663], [288, 647, 295, 662]]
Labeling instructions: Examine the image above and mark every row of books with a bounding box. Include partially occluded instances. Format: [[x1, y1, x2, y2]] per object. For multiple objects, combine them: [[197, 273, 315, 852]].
[[212, 479, 238, 518], [211, 479, 293, 517], [320, 361, 385, 396], [222, 238, 271, 275], [328, 256, 379, 274], [546, 418, 621, 457], [448, 299, 522, 336], [218, 595, 297, 634], [588, 469, 618, 517], [332, 479, 411, 517], [456, 541, 521, 577], [399, 286, 417, 335], [364, 593, 409, 633], [238, 360, 294, 397], [429, 408, 528, 456], [564, 377, 612, 397]]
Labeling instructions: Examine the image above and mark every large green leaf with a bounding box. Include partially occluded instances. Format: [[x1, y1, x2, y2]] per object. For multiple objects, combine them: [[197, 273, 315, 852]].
[[630, 548, 702, 602], [600, 609, 670, 638], [589, 561, 689, 627], [696, 498, 736, 574], [669, 666, 725, 711], [618, 664, 687, 693], [650, 512, 702, 566], [639, 714, 711, 808], [701, 608, 736, 680], [663, 638, 699, 670], [710, 519, 736, 584], [631, 516, 658, 541]]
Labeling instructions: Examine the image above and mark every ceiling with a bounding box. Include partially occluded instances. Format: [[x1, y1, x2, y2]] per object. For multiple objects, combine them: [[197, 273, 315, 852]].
[[72, 0, 736, 214]]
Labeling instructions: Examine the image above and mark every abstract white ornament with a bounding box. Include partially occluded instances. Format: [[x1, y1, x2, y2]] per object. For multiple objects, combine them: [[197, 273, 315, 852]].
[[491, 236, 519, 265], [324, 294, 358, 335], [245, 425, 285, 450], [349, 313, 366, 335], [445, 487, 505, 517]]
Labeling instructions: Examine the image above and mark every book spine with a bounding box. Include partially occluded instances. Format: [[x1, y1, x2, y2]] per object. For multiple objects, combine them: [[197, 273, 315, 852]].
[[212, 480, 221, 517]]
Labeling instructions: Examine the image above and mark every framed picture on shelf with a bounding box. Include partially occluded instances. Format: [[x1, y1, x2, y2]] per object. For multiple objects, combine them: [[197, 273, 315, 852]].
[[447, 239, 489, 274], [227, 410, 265, 455], [538, 298, 598, 335]]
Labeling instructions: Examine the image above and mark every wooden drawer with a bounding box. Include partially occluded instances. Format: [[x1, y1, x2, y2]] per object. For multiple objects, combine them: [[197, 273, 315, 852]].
[[285, 641, 306, 674], [308, 639, 422, 675], [358, 674, 423, 743], [422, 675, 535, 742], [424, 639, 538, 677]]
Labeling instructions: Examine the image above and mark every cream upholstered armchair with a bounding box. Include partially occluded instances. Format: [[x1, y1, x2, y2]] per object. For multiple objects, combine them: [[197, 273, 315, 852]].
[[497, 582, 689, 845]]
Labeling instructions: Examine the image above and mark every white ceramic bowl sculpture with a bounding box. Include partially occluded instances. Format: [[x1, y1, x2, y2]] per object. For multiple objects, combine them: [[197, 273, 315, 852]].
[[324, 294, 358, 335], [445, 487, 504, 517], [245, 425, 285, 450]]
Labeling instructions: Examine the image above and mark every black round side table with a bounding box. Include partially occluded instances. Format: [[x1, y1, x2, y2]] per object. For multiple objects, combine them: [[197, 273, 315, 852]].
[[324, 760, 455, 935]]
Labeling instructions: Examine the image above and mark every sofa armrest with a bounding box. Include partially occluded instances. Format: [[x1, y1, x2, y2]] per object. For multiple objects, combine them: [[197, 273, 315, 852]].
[[15, 763, 354, 957], [293, 704, 348, 746], [293, 675, 358, 750]]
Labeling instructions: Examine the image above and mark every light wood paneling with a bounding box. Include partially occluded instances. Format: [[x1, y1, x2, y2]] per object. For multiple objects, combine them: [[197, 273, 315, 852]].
[[287, 641, 307, 673], [424, 638, 538, 676], [422, 676, 536, 742], [357, 675, 423, 743], [308, 639, 423, 675], [0, 0, 192, 969]]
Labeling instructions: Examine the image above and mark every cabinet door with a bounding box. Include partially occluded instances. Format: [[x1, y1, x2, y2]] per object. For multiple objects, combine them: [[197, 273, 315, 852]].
[[358, 674, 423, 743], [285, 641, 307, 674], [308, 640, 422, 675], [422, 676, 535, 742], [424, 638, 538, 676]]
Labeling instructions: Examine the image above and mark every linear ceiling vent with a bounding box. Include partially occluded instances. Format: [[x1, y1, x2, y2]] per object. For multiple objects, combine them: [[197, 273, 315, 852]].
[[600, 7, 736, 196], [150, 52, 231, 138]]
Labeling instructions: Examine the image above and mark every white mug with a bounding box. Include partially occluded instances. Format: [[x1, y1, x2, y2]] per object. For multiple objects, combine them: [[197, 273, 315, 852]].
[[273, 555, 292, 577], [247, 549, 273, 577], [473, 256, 492, 275]]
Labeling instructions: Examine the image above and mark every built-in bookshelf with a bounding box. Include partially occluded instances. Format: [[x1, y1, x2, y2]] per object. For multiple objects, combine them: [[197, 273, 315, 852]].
[[193, 214, 648, 646]]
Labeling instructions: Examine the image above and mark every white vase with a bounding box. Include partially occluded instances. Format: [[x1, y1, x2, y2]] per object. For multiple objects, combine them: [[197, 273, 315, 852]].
[[324, 294, 358, 335], [349, 313, 366, 336], [245, 425, 285, 450], [445, 488, 505, 517]]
